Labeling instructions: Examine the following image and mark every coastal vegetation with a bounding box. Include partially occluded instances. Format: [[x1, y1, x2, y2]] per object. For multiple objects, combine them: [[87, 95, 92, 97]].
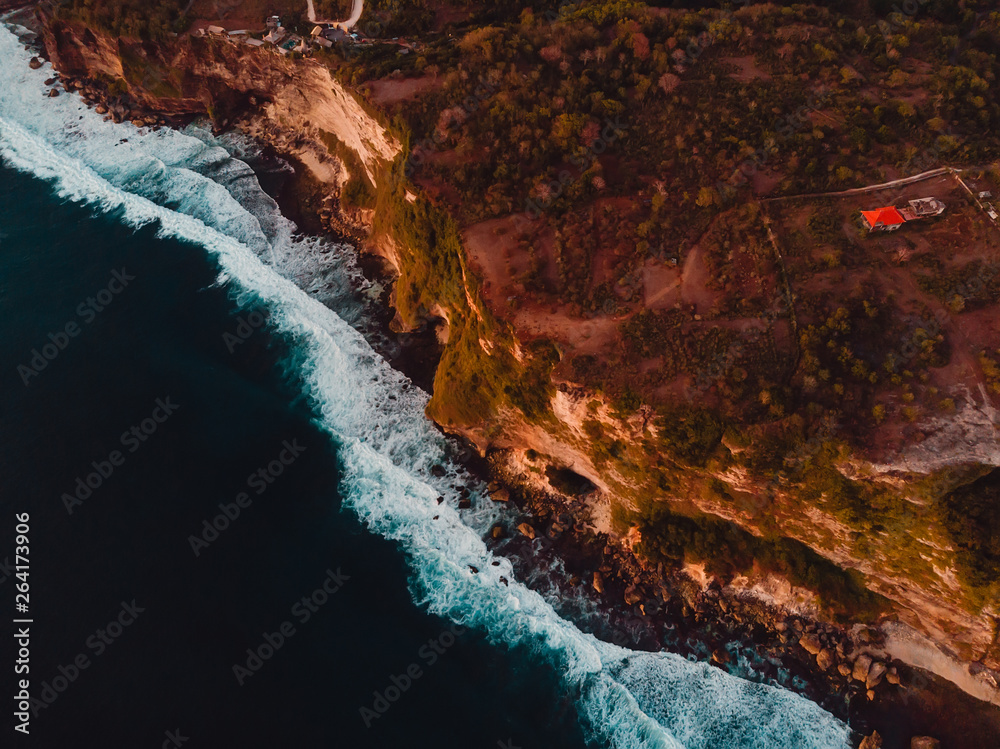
[[38, 0, 1000, 673]]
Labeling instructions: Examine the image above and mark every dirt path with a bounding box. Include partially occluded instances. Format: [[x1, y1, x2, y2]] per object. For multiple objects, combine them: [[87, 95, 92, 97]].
[[763, 167, 953, 203]]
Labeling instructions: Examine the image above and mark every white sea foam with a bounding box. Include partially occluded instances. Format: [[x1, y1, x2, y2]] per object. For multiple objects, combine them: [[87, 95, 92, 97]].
[[0, 25, 853, 748]]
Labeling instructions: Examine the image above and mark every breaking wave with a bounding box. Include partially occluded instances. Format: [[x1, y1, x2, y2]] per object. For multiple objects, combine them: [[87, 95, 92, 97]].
[[0, 24, 852, 749]]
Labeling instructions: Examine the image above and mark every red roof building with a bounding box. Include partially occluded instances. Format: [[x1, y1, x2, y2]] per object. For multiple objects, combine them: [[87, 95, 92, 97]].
[[861, 206, 905, 231]]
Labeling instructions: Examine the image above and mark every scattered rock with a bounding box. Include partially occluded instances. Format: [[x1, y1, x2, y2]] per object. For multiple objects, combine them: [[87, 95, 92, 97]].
[[837, 663, 852, 678], [499, 576, 508, 586], [95, 104, 108, 114], [48, 88, 59, 97], [857, 627, 873, 645], [436, 496, 444, 504], [490, 524, 505, 539], [516, 522, 536, 540], [910, 738, 941, 749], [29, 57, 42, 69], [853, 654, 873, 683], [430, 464, 446, 477], [866, 688, 876, 701], [867, 661, 887, 689], [457, 498, 471, 509], [817, 648, 835, 671], [490, 488, 510, 502], [592, 571, 604, 594], [468, 565, 478, 574], [859, 731, 882, 749], [624, 584, 642, 606], [800, 633, 822, 655], [711, 648, 731, 666], [886, 667, 900, 685], [44, 77, 56, 85]]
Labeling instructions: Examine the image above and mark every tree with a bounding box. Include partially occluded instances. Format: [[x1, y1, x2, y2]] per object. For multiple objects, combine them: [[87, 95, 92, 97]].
[[696, 186, 717, 207]]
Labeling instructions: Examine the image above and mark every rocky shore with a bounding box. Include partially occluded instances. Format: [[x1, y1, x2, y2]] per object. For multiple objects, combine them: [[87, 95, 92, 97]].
[[9, 13, 999, 747], [478, 454, 1000, 749]]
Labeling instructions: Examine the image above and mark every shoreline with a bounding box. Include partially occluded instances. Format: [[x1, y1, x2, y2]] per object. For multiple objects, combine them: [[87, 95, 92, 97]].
[[10, 16, 1000, 747], [258, 133, 1000, 749]]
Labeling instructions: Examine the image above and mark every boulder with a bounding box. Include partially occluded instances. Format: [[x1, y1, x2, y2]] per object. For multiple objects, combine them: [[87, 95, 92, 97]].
[[886, 667, 900, 685], [490, 524, 505, 540], [859, 731, 883, 749], [910, 738, 941, 749], [837, 663, 852, 678], [592, 571, 604, 594], [29, 57, 42, 69], [516, 522, 536, 540], [48, 88, 59, 97], [490, 488, 510, 502], [800, 634, 822, 655], [866, 688, 876, 701], [458, 498, 472, 509], [817, 648, 835, 671], [95, 104, 108, 114], [866, 661, 887, 689], [853, 654, 873, 683], [624, 584, 642, 606]]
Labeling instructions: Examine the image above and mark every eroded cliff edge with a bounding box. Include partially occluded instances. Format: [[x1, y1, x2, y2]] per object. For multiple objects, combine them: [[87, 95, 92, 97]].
[[29, 13, 1000, 722]]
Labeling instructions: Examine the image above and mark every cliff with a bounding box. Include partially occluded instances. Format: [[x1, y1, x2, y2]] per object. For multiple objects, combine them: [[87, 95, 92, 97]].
[[32, 12, 1000, 720]]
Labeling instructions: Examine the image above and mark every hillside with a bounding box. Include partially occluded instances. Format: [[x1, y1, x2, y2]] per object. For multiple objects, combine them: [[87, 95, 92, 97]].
[[24, 0, 1000, 735]]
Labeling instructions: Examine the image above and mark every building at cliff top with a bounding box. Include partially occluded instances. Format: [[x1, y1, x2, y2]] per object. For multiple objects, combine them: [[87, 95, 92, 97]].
[[861, 197, 945, 231], [861, 206, 905, 231], [264, 27, 286, 44]]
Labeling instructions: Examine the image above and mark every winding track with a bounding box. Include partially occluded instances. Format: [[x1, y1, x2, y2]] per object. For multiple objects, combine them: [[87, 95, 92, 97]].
[[307, 0, 363, 28]]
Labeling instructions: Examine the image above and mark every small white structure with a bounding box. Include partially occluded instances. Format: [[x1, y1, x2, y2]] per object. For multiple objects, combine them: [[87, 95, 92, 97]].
[[909, 197, 946, 216], [901, 197, 946, 220], [979, 190, 993, 199], [245, 38, 265, 47], [266, 15, 281, 29], [264, 27, 286, 44], [207, 25, 225, 35], [314, 36, 333, 48]]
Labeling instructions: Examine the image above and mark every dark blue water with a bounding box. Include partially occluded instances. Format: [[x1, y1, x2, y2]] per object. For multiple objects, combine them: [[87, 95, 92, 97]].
[[0, 163, 589, 748]]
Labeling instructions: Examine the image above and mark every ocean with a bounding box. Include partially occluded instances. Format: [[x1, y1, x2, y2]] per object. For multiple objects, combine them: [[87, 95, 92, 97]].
[[0, 22, 854, 748]]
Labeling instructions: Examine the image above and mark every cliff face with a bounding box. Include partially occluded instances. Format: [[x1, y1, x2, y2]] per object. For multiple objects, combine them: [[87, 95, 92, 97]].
[[37, 18, 1000, 705], [42, 18, 399, 190]]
